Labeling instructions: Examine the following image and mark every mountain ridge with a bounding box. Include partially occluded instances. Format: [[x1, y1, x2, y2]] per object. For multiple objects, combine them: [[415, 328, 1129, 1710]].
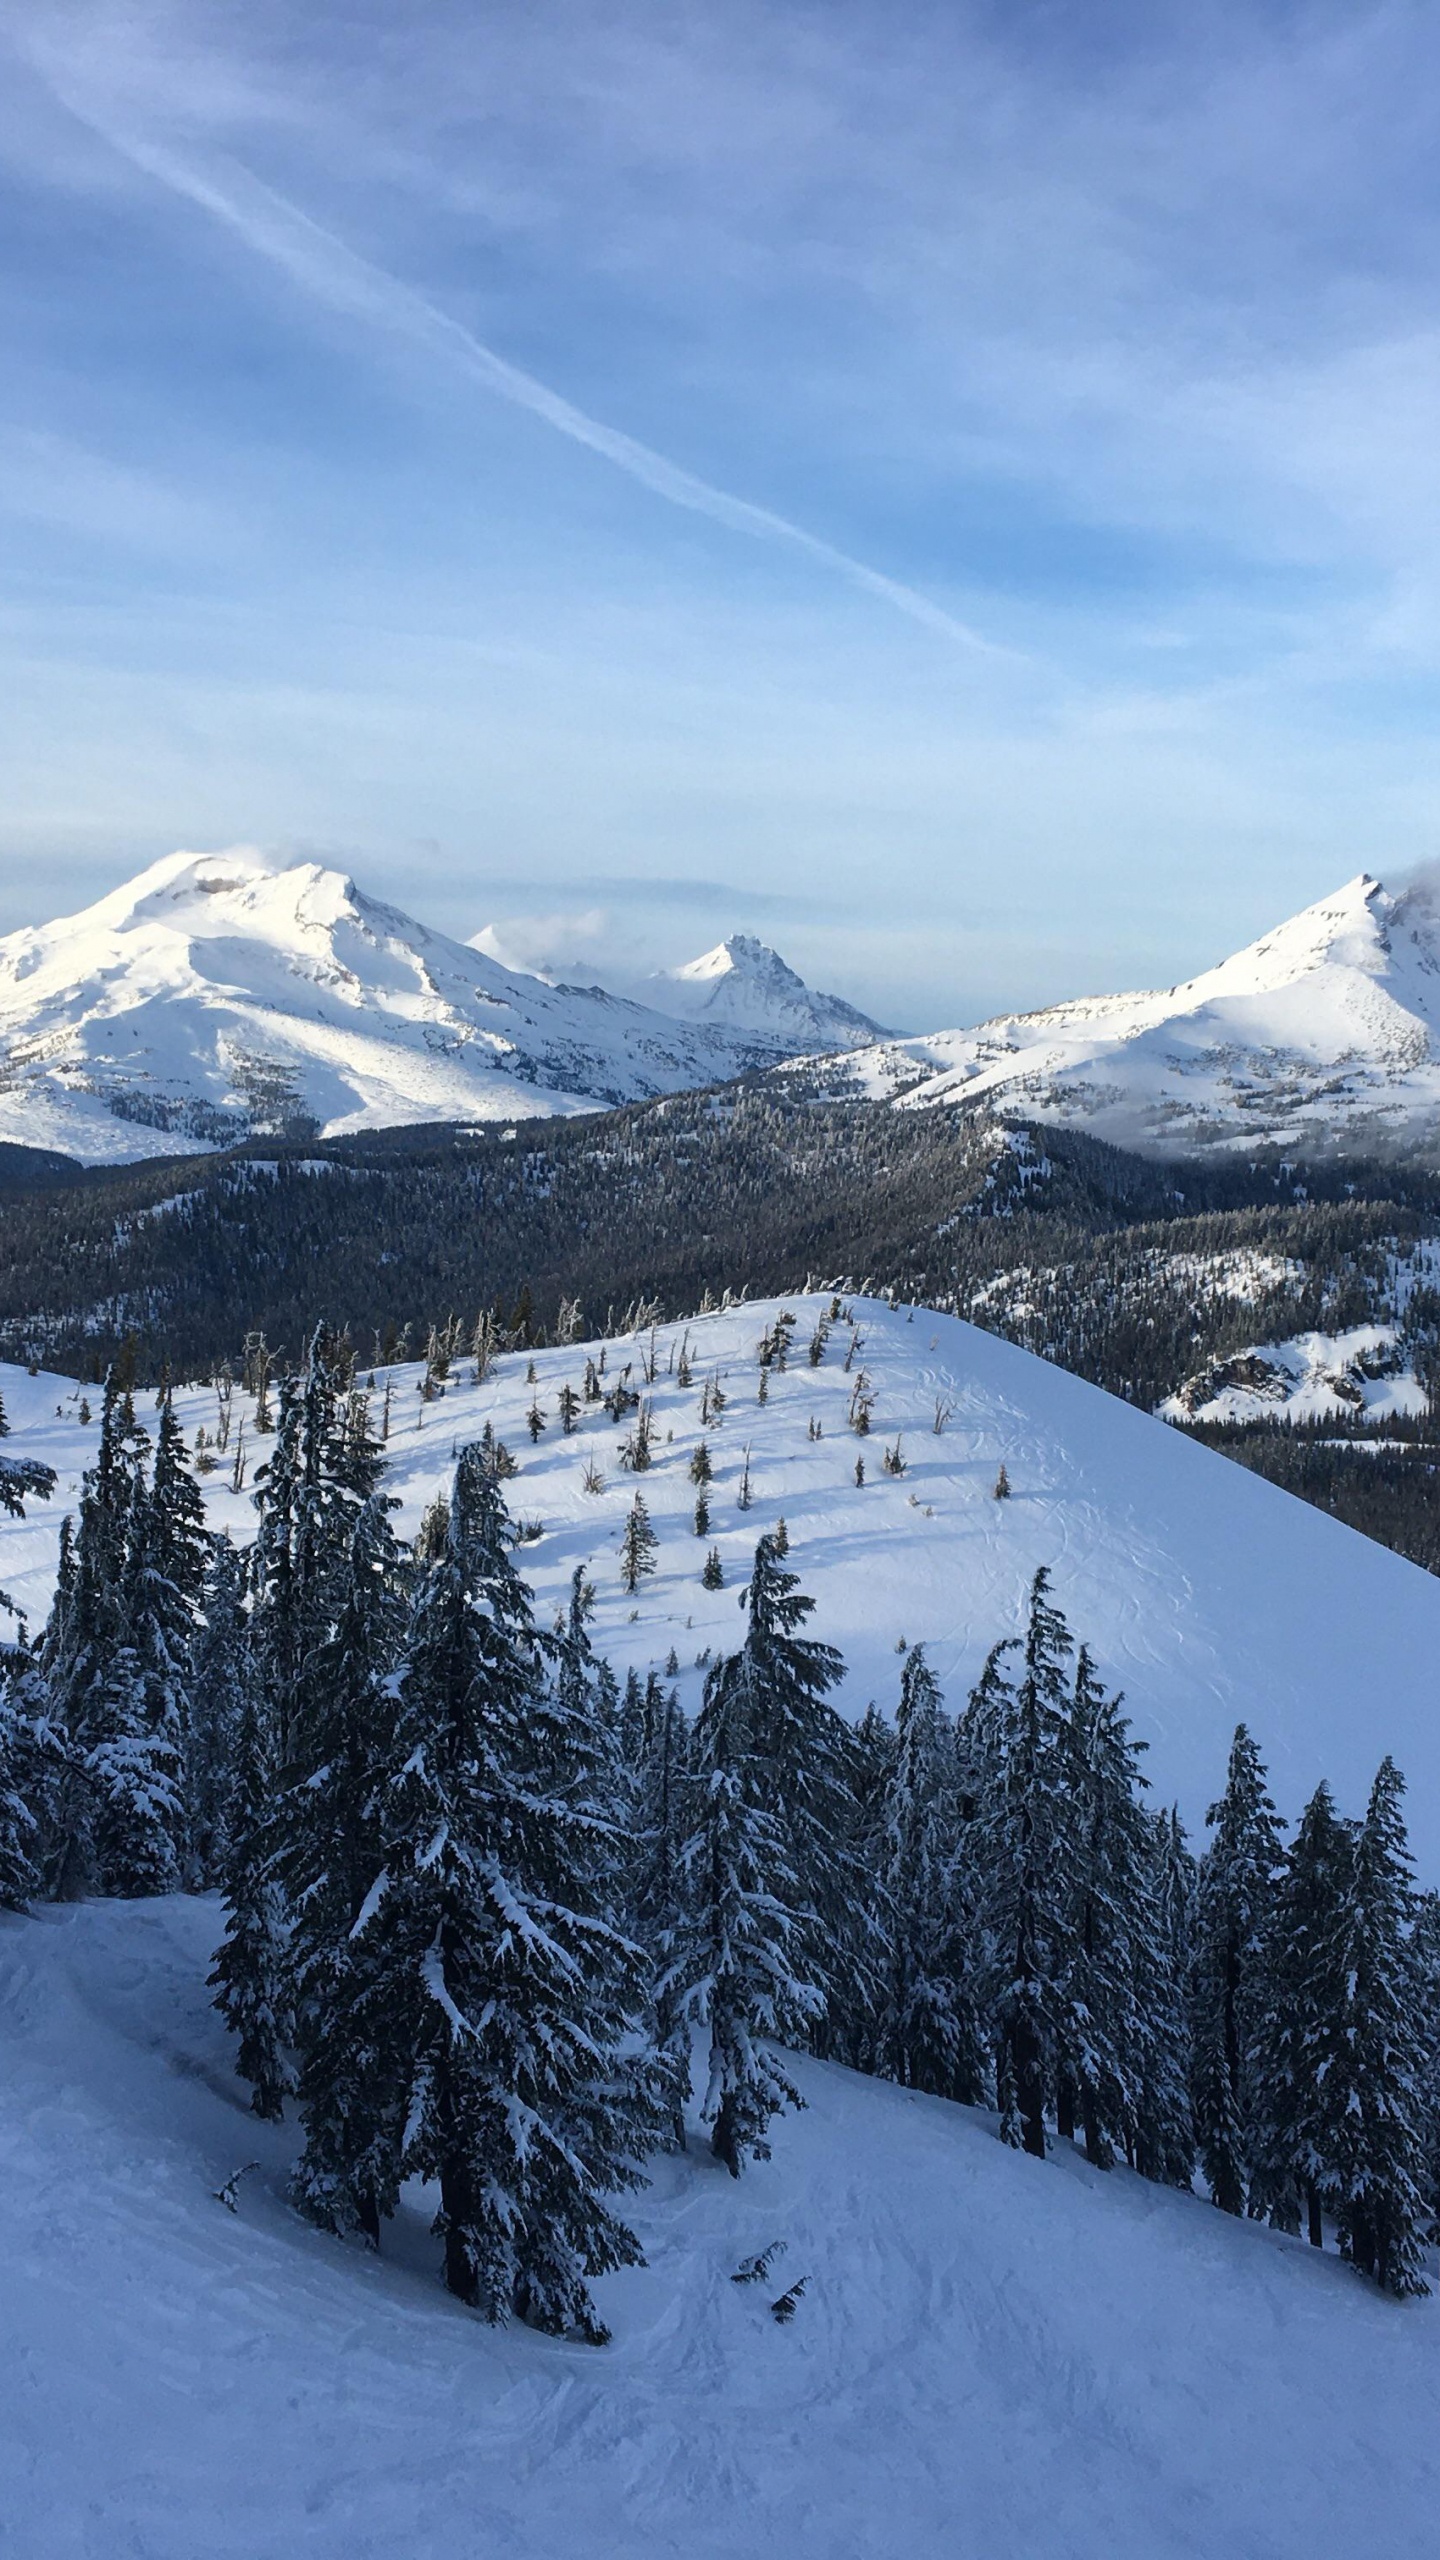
[[0, 852, 874, 1166], [794, 872, 1440, 1159]]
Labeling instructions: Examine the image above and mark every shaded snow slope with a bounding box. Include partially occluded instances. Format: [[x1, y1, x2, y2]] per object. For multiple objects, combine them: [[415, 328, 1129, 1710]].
[[817, 873, 1440, 1159], [642, 932, 885, 1050], [3, 1891, 1440, 2559], [0, 853, 849, 1166], [6, 1295, 1440, 1868]]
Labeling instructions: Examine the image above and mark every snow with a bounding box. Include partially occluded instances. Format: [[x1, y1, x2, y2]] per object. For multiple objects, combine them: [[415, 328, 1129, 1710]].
[[5, 1889, 1440, 2558], [0, 854, 868, 1167], [819, 872, 1440, 1158], [7, 1293, 1440, 1871], [1161, 1323, 1429, 1426], [9, 1296, 1440, 2551], [641, 932, 885, 1050]]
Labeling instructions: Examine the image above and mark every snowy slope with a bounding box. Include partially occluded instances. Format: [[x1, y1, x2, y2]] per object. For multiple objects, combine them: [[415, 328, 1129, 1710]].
[[0, 853, 836, 1166], [1161, 1324, 1429, 1425], [4, 1887, 1440, 2560], [641, 933, 885, 1051], [817, 874, 1440, 1159], [6, 1294, 1440, 1868]]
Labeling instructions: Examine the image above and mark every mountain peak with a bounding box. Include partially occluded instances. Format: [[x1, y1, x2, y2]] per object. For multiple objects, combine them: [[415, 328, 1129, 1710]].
[[0, 855, 884, 1163], [647, 931, 886, 1049], [817, 871, 1440, 1162]]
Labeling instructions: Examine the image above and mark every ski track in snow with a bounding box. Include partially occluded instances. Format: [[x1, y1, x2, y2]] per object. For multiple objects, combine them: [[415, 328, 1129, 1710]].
[[6, 1292, 1440, 1863], [4, 1892, 1440, 2558]]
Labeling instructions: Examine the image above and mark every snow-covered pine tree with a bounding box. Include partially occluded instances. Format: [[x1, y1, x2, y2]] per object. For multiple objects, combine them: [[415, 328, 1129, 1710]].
[[620, 1492, 658, 1593], [40, 1371, 147, 1895], [285, 1491, 411, 2242], [634, 1677, 694, 2147], [250, 1334, 384, 1764], [91, 1420, 204, 1896], [1248, 1781, 1354, 2244], [1131, 1806, 1197, 2190], [968, 1572, 1078, 2157], [0, 1635, 60, 1910], [1191, 1724, 1284, 2216], [1056, 1647, 1154, 2169], [873, 1646, 985, 2102], [356, 1450, 658, 2336], [185, 1536, 252, 1887], [733, 1533, 858, 2036], [1329, 1758, 1431, 2296], [210, 1685, 293, 2121], [679, 1644, 820, 2174]]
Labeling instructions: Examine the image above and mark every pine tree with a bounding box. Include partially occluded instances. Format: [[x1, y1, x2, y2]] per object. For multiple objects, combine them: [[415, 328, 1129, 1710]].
[[41, 1371, 149, 1895], [355, 1452, 658, 2334], [679, 1646, 820, 2174], [1057, 1648, 1154, 2169], [689, 1439, 713, 1487], [621, 1493, 658, 1594], [1131, 1807, 1197, 2190], [693, 1490, 711, 1539], [185, 1536, 252, 1887], [1330, 1759, 1431, 2296], [0, 1637, 59, 1910], [968, 1572, 1078, 2157], [249, 1339, 385, 1768], [874, 1647, 984, 2102], [736, 1535, 857, 2027], [210, 1689, 293, 2121], [557, 1383, 581, 1435], [634, 1678, 694, 2147], [701, 1546, 724, 1590], [1249, 1782, 1354, 2243], [1191, 1725, 1283, 2216], [285, 1493, 410, 2242]]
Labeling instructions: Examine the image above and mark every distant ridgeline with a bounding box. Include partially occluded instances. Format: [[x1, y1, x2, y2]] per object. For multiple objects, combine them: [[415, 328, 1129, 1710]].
[[2, 1092, 1440, 1578], [1, 1331, 1436, 2319]]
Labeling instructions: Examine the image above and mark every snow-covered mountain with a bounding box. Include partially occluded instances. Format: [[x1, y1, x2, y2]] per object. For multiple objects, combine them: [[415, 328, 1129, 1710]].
[[0, 855, 868, 1167], [641, 932, 885, 1051], [814, 873, 1440, 1159]]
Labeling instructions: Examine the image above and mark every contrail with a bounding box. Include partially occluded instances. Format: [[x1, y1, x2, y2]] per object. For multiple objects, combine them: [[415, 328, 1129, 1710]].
[[43, 78, 1003, 652]]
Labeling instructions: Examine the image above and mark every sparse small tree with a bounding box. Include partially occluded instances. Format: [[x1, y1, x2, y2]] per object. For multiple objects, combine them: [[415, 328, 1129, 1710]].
[[993, 1463, 1011, 1500], [621, 1494, 658, 1594]]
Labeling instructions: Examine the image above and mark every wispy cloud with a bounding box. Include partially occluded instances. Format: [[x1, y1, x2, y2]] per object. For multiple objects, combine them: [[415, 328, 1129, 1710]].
[[31, 62, 1003, 654]]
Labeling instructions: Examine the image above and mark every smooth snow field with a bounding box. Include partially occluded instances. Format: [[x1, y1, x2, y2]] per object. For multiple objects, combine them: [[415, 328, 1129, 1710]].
[[4, 1893, 1440, 2560], [6, 1296, 1440, 2555], [5, 1291, 1440, 1859]]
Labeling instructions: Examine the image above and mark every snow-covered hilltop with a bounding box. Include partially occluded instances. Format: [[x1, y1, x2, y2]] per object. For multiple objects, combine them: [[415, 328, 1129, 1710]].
[[814, 874, 1440, 1159], [0, 854, 873, 1166], [642, 932, 885, 1052]]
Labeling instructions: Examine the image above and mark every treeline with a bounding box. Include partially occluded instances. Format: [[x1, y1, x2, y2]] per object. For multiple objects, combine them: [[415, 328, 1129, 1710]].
[[1, 1342, 1436, 2325]]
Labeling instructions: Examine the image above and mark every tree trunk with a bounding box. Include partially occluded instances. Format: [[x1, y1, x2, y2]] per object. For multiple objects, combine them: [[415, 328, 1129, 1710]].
[[439, 2157, 480, 2303], [1013, 2019, 1047, 2159], [711, 2091, 743, 2178], [1056, 2071, 1076, 2144], [1306, 2186, 1324, 2250]]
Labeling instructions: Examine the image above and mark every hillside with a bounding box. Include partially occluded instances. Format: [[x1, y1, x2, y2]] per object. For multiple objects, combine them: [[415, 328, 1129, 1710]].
[[6, 1293, 1440, 1864], [813, 874, 1440, 1161], [0, 853, 867, 1165], [4, 1886, 1438, 2560]]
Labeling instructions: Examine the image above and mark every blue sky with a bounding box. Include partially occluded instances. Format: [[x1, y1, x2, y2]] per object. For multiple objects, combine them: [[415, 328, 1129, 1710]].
[[2, 0, 1439, 1027]]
